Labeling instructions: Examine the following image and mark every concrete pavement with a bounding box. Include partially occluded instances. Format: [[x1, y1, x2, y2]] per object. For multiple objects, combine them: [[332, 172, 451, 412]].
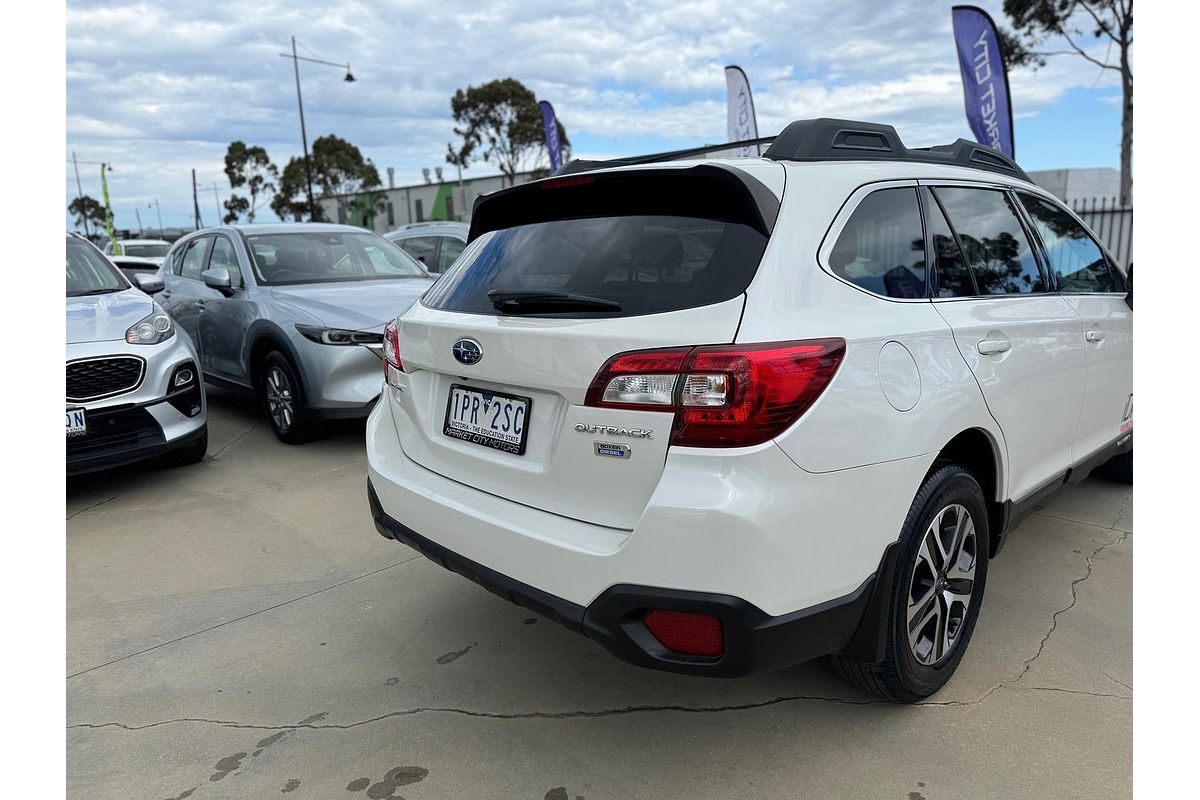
[[66, 388, 1132, 799]]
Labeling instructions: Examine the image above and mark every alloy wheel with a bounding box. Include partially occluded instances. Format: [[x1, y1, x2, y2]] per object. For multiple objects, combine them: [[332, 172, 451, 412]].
[[265, 365, 295, 433], [906, 503, 978, 666]]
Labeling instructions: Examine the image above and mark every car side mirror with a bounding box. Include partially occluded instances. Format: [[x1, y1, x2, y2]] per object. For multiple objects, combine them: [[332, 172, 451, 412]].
[[1124, 263, 1132, 309], [133, 273, 164, 295], [201, 267, 234, 295]]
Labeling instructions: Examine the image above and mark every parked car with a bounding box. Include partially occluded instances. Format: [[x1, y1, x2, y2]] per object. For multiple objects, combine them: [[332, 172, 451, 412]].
[[105, 238, 172, 265], [67, 233, 207, 475], [110, 254, 162, 284], [159, 223, 435, 443], [384, 221, 467, 274], [364, 118, 1132, 702]]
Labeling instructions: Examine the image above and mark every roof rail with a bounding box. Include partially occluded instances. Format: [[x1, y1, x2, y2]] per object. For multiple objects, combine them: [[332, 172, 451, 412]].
[[762, 118, 1029, 181]]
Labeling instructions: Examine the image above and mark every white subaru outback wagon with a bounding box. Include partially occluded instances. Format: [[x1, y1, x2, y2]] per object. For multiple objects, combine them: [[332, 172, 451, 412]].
[[365, 118, 1132, 701]]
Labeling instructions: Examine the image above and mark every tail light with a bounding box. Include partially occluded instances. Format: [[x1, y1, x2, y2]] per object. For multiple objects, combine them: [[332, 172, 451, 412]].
[[383, 319, 403, 382], [585, 339, 845, 447], [643, 609, 723, 657]]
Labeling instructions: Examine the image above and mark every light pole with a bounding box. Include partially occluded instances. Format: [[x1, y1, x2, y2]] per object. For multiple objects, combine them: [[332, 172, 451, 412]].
[[71, 152, 90, 238], [279, 37, 356, 221]]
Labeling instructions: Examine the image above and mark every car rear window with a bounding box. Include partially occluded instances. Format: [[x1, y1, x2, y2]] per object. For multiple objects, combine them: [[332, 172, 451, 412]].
[[422, 215, 767, 317], [423, 166, 776, 318]]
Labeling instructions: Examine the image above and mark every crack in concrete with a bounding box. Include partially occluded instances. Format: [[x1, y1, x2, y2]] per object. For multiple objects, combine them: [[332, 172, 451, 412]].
[[1109, 494, 1132, 530], [66, 555, 419, 680], [209, 420, 262, 460], [956, 530, 1130, 707], [67, 676, 1134, 734], [68, 460, 362, 518], [66, 494, 119, 520], [1098, 669, 1132, 692]]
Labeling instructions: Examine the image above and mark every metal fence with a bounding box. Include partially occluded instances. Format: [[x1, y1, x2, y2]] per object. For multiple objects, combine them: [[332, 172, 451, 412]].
[[1071, 197, 1132, 268]]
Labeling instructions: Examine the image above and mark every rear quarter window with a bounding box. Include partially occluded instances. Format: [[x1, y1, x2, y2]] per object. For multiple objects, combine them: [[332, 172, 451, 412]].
[[828, 188, 926, 299]]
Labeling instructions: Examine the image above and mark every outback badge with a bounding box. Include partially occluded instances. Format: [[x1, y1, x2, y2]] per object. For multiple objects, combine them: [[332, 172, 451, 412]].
[[594, 441, 631, 459]]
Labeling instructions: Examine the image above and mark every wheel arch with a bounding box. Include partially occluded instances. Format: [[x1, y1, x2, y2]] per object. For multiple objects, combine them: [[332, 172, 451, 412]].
[[929, 427, 1006, 558], [246, 323, 309, 395]]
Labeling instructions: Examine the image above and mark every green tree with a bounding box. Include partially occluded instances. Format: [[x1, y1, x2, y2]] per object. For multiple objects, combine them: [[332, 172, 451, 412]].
[[271, 136, 380, 222], [1000, 1, 1133, 203], [223, 141, 278, 223], [350, 190, 387, 229], [223, 194, 250, 225], [271, 157, 317, 221], [68, 195, 107, 233], [446, 78, 570, 185]]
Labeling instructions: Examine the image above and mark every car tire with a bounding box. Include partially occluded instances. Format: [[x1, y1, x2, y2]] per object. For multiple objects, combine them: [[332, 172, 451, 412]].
[[161, 427, 208, 467], [260, 351, 312, 444], [830, 464, 990, 702], [1094, 450, 1132, 484]]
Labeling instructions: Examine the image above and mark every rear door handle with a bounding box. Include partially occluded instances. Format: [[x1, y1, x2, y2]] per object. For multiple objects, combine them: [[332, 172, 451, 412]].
[[977, 338, 1011, 355], [1085, 329, 1105, 343]]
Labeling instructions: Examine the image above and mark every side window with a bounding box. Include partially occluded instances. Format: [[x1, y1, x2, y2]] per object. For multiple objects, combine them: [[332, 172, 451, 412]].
[[208, 236, 243, 287], [828, 188, 926, 298], [400, 236, 438, 266], [1017, 194, 1124, 293], [924, 189, 975, 298], [933, 187, 1046, 295], [180, 237, 212, 281], [437, 237, 465, 272]]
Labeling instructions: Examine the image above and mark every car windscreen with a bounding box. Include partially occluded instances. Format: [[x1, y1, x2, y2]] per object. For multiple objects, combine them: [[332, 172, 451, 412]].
[[123, 243, 170, 258], [67, 239, 126, 296], [245, 232, 428, 285]]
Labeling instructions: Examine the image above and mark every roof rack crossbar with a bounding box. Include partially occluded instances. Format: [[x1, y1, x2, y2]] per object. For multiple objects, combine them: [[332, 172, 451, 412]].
[[762, 118, 1029, 181]]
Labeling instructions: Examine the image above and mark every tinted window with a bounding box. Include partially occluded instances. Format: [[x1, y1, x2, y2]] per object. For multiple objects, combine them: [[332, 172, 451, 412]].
[[400, 236, 438, 266], [180, 237, 211, 281], [245, 232, 426, 285], [829, 188, 925, 298], [209, 236, 243, 287], [1017, 194, 1124, 293], [437, 237, 465, 272], [123, 243, 170, 258], [924, 189, 975, 298], [423, 215, 768, 318], [66, 239, 125, 296], [934, 187, 1045, 295]]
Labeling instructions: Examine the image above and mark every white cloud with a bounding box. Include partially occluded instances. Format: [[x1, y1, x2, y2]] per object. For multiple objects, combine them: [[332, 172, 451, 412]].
[[66, 0, 1124, 227]]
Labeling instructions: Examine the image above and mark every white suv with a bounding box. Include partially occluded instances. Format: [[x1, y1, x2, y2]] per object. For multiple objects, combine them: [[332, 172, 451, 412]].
[[365, 118, 1132, 701]]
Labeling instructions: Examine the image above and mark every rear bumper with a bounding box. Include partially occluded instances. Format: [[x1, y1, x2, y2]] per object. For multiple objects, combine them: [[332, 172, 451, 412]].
[[368, 480, 884, 677]]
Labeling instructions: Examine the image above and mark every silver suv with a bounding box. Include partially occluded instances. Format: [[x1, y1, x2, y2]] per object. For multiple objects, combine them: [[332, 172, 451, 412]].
[[67, 234, 207, 474], [159, 224, 434, 443]]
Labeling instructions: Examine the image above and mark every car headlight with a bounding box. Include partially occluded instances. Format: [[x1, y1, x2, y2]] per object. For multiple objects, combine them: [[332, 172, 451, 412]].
[[295, 324, 383, 345], [125, 307, 174, 345]]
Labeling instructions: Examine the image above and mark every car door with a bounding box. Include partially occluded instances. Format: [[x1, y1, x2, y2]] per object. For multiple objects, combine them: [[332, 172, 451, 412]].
[[923, 184, 1087, 502], [160, 236, 212, 350], [194, 233, 256, 384], [1016, 192, 1133, 462]]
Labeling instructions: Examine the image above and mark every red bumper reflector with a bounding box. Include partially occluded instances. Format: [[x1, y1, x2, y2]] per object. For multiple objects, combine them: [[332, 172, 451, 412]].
[[643, 609, 724, 657]]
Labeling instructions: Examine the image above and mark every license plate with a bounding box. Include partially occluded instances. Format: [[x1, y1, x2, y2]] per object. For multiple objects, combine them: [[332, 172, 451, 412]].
[[66, 407, 87, 438], [443, 384, 531, 455]]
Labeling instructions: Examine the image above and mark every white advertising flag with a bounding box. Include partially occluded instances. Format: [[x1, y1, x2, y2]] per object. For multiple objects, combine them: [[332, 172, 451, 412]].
[[724, 65, 759, 157]]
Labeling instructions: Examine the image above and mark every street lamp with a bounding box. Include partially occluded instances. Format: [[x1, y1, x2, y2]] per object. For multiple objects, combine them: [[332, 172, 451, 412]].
[[279, 37, 357, 221]]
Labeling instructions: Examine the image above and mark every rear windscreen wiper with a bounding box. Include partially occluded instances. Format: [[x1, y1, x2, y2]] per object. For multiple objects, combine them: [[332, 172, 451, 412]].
[[487, 289, 622, 313]]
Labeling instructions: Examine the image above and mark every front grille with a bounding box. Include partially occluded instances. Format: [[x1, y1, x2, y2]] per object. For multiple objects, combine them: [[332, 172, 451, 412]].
[[66, 406, 163, 457], [66, 356, 145, 401]]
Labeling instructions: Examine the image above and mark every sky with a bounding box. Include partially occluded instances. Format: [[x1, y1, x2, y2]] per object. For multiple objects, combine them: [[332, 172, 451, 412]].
[[65, 0, 1126, 231]]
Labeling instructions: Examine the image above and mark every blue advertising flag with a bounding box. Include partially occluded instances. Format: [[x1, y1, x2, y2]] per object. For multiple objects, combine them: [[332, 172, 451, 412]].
[[538, 101, 563, 174], [951, 5, 1015, 159]]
